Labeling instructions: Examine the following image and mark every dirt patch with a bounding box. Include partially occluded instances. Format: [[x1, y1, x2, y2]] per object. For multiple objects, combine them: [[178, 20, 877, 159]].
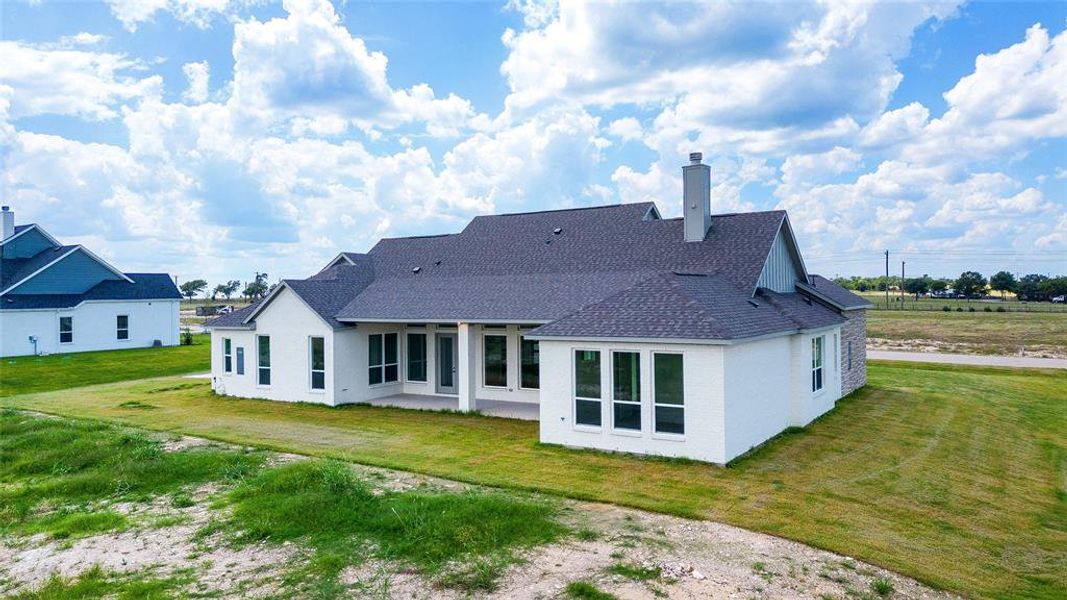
[[867, 337, 1067, 359]]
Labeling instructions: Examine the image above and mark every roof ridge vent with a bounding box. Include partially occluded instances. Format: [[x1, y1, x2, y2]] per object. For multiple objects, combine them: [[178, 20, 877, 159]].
[[747, 299, 760, 307], [672, 271, 706, 277]]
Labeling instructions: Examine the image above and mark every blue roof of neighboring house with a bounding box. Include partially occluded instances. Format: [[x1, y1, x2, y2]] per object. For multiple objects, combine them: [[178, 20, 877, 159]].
[[0, 273, 181, 310]]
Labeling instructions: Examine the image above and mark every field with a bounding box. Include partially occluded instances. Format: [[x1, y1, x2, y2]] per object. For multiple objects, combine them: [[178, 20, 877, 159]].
[[856, 291, 1067, 313], [2, 361, 1064, 599], [866, 309, 1067, 357]]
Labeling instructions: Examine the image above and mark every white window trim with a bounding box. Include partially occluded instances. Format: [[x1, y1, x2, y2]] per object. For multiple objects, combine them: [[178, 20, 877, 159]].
[[811, 335, 825, 395], [308, 336, 326, 393], [222, 337, 233, 375], [368, 332, 400, 388], [518, 336, 540, 391], [116, 314, 130, 342], [481, 332, 509, 389], [573, 347, 603, 431], [652, 352, 686, 438], [610, 350, 642, 434], [59, 316, 73, 345], [256, 335, 271, 388], [405, 332, 428, 384]]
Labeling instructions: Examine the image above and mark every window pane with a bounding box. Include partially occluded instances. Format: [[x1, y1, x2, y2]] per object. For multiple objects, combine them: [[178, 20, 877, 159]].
[[484, 335, 507, 387], [60, 317, 72, 332], [654, 354, 684, 405], [117, 315, 128, 329], [384, 333, 398, 364], [576, 399, 601, 426], [614, 402, 641, 430], [259, 367, 271, 386], [236, 348, 245, 374], [575, 350, 600, 398], [521, 338, 539, 389], [407, 333, 427, 381], [369, 366, 383, 385], [612, 352, 640, 402], [384, 364, 399, 383], [369, 334, 382, 366], [258, 337, 270, 367], [311, 371, 325, 390], [224, 356, 232, 373], [655, 406, 685, 434], [310, 337, 325, 370], [224, 338, 231, 354]]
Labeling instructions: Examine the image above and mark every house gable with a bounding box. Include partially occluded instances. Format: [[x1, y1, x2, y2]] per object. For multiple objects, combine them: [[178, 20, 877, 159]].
[[1, 226, 59, 259], [6, 248, 127, 295], [755, 218, 807, 293]]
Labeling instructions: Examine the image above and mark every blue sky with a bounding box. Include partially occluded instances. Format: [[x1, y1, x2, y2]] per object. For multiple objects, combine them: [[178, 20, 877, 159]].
[[1, 0, 1064, 285]]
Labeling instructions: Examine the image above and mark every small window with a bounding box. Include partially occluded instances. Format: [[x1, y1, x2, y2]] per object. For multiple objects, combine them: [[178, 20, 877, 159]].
[[369, 333, 399, 385], [236, 347, 245, 375], [520, 337, 539, 389], [116, 315, 129, 340], [407, 333, 427, 382], [483, 334, 508, 387], [812, 336, 824, 393], [654, 353, 684, 434], [847, 340, 853, 371], [223, 338, 233, 373], [257, 336, 271, 386], [309, 336, 325, 390], [574, 350, 601, 426], [59, 316, 73, 344], [612, 351, 641, 431]]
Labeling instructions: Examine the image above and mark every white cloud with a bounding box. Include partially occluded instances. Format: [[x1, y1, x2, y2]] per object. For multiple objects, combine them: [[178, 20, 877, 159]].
[[182, 61, 210, 104], [58, 32, 109, 46], [105, 0, 250, 32], [780, 146, 862, 188], [606, 117, 643, 142], [858, 102, 930, 148]]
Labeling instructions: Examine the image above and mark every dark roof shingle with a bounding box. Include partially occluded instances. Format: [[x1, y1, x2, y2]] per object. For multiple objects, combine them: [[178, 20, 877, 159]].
[[0, 273, 181, 310]]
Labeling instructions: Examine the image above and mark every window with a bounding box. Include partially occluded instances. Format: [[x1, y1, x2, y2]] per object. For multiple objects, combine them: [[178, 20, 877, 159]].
[[407, 333, 427, 382], [847, 340, 853, 371], [612, 351, 641, 431], [116, 315, 129, 340], [309, 336, 325, 390], [369, 333, 399, 385], [257, 336, 271, 386], [654, 353, 684, 435], [520, 337, 539, 389], [811, 336, 824, 393], [236, 347, 245, 375], [574, 350, 602, 427], [483, 334, 507, 387], [223, 338, 233, 373], [59, 316, 73, 344]]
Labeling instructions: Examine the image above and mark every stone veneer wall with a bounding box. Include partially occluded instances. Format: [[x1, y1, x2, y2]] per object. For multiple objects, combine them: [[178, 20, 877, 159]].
[[840, 309, 867, 395]]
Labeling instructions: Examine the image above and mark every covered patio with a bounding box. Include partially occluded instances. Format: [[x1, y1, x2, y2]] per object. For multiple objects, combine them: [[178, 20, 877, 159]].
[[360, 393, 539, 421]]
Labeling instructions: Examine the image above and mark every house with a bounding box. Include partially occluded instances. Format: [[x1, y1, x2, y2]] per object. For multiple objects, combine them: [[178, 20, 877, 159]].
[[0, 207, 182, 357], [205, 154, 871, 464]]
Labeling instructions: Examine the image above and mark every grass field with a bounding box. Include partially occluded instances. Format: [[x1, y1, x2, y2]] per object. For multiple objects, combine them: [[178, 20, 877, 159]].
[[2, 362, 1064, 599], [856, 291, 1067, 313], [867, 310, 1067, 356], [0, 335, 210, 397]]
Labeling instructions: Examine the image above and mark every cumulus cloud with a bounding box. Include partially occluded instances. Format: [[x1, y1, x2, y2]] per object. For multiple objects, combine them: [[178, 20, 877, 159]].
[[105, 0, 251, 32], [182, 61, 210, 104]]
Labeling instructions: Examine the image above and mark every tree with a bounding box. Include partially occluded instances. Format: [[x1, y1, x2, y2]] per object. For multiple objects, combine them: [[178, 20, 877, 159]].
[[989, 271, 1017, 298], [954, 271, 987, 299], [1039, 276, 1067, 299], [903, 277, 929, 299], [179, 279, 208, 300], [928, 279, 948, 294], [1017, 273, 1049, 301], [214, 280, 241, 300], [242, 272, 270, 301]]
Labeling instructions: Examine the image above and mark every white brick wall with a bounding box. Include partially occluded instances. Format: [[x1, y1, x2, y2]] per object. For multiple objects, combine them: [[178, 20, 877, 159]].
[[1, 299, 179, 357]]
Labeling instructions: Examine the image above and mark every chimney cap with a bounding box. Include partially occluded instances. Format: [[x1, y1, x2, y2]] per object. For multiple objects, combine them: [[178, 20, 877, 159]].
[[1, 206, 9, 211], [688, 152, 702, 164]]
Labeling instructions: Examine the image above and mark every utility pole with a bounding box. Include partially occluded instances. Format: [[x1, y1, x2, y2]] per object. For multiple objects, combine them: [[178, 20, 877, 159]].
[[901, 261, 906, 309], [884, 250, 890, 310]]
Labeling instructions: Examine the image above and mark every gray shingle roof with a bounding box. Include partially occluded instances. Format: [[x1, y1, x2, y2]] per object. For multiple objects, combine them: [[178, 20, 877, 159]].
[[0, 273, 181, 310], [799, 275, 873, 310], [203, 303, 259, 329]]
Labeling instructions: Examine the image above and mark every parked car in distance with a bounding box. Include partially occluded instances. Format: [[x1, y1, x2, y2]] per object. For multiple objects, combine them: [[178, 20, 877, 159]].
[[1053, 295, 1065, 303]]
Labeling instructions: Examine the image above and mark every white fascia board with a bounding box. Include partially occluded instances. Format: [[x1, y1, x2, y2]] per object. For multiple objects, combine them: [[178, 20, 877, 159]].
[[0, 224, 61, 248], [334, 317, 553, 325], [0, 297, 179, 312], [243, 282, 339, 330], [523, 329, 799, 346], [0, 246, 80, 296], [75, 245, 134, 283], [751, 214, 809, 297]]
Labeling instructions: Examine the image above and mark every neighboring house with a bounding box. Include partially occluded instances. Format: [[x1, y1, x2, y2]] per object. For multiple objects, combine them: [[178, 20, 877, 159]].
[[0, 207, 181, 357], [205, 154, 871, 464]]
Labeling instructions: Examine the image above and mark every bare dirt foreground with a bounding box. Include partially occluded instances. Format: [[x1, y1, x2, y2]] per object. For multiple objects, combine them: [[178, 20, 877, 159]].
[[1, 435, 958, 600]]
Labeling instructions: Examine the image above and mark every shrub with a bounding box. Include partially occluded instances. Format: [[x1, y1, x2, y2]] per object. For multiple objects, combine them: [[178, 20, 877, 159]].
[[180, 328, 194, 345], [956, 307, 964, 312], [996, 306, 1006, 312], [984, 306, 993, 312], [968, 306, 976, 312], [942, 306, 951, 312]]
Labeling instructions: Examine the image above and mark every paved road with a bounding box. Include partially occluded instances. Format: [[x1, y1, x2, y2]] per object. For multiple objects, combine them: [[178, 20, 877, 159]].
[[868, 350, 1067, 369]]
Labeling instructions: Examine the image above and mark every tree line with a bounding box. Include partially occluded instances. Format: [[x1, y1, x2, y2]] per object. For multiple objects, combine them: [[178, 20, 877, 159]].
[[833, 271, 1067, 301], [178, 272, 273, 302]]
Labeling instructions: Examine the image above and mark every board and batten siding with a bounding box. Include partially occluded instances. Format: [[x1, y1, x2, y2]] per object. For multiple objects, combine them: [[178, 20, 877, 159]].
[[756, 229, 803, 292], [1, 228, 54, 259], [7, 250, 123, 294]]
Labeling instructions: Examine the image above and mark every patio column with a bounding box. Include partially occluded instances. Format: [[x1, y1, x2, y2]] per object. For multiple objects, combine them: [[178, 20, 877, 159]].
[[457, 322, 477, 412]]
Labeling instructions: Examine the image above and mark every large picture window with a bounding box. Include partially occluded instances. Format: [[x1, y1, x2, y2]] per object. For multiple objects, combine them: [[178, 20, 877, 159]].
[[520, 337, 539, 389], [654, 353, 684, 435], [309, 336, 325, 390], [483, 334, 507, 387], [407, 333, 427, 382], [612, 351, 641, 431], [811, 335, 825, 392], [369, 333, 399, 385], [574, 350, 602, 426], [223, 338, 233, 373], [116, 315, 129, 340], [257, 335, 271, 386], [59, 316, 73, 344]]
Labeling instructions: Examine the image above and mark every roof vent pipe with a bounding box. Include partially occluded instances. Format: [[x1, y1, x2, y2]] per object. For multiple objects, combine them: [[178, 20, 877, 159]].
[[1, 206, 13, 241], [682, 153, 711, 242]]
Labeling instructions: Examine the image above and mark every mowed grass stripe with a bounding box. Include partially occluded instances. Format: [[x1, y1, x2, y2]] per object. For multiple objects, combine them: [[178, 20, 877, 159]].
[[2, 362, 1065, 599]]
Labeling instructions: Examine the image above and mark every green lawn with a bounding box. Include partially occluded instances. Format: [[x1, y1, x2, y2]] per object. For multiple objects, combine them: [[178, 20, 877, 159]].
[[867, 310, 1067, 355], [2, 362, 1064, 599], [0, 335, 209, 397]]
